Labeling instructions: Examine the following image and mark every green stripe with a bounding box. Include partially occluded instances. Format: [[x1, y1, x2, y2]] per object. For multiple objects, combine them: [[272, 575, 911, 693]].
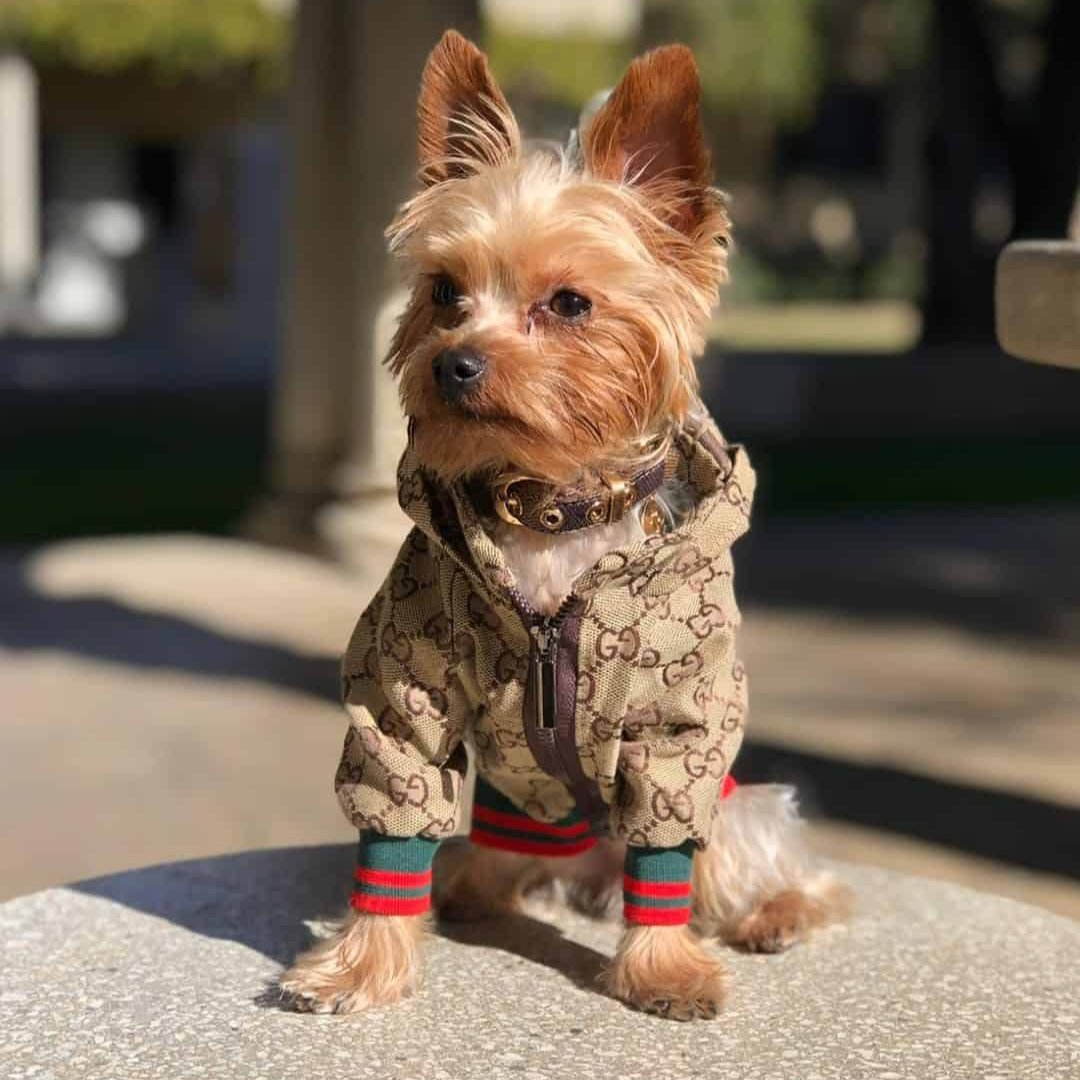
[[624, 841, 695, 884], [357, 833, 439, 874], [353, 881, 431, 899], [622, 890, 691, 910]]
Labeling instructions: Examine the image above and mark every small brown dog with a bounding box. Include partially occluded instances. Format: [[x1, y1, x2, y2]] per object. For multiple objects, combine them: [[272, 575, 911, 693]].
[[281, 30, 845, 1021]]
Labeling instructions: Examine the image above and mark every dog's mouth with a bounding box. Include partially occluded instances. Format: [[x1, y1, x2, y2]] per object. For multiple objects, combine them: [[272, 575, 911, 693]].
[[425, 397, 527, 429]]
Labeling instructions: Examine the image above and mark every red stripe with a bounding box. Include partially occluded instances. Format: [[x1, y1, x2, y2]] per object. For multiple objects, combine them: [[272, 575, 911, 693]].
[[353, 866, 433, 889], [350, 891, 431, 916], [722, 775, 738, 799], [470, 828, 597, 857], [623, 875, 692, 899], [624, 902, 691, 926], [472, 805, 592, 838]]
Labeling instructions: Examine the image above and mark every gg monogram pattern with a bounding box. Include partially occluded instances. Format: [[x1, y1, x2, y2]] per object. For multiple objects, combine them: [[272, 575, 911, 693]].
[[335, 413, 754, 850]]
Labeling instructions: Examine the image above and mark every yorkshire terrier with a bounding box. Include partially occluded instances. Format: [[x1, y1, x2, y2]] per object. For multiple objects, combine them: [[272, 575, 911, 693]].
[[280, 30, 846, 1021]]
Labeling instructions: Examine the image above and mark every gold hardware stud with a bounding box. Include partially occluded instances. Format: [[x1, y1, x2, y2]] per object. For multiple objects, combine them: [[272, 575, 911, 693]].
[[540, 506, 565, 531], [641, 496, 664, 536], [586, 502, 605, 526]]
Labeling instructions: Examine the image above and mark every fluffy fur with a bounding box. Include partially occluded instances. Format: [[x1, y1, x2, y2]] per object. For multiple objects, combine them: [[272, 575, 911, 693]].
[[281, 30, 845, 1021], [387, 35, 729, 485]]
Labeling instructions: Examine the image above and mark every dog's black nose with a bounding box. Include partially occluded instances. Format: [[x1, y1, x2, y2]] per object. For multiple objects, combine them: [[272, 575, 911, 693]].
[[433, 347, 487, 402]]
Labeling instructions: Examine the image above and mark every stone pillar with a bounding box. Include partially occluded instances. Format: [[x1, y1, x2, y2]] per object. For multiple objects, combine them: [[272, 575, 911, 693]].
[[253, 0, 479, 570], [255, 0, 356, 544], [0, 53, 40, 313]]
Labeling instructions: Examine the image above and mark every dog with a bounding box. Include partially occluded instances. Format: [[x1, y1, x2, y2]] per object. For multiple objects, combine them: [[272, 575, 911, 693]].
[[280, 30, 845, 1022]]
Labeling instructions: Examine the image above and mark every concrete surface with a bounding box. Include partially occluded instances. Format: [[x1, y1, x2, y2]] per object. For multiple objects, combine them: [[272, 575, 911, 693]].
[[1, 850, 1078, 1080], [2, 517, 1079, 918], [996, 241, 1080, 369]]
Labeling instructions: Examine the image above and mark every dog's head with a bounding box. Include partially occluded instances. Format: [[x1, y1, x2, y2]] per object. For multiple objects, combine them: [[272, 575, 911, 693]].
[[388, 31, 729, 484]]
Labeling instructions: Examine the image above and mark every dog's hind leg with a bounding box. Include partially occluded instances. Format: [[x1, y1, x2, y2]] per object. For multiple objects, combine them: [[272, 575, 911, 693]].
[[692, 784, 850, 953], [432, 838, 551, 922]]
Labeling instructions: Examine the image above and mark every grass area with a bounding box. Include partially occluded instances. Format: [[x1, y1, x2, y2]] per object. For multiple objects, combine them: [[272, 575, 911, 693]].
[[2, 387, 1079, 545], [0, 387, 269, 544]]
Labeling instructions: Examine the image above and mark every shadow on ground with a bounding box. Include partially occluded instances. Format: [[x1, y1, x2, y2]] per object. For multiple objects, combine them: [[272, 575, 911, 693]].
[[0, 558, 339, 700], [74, 843, 610, 1001], [738, 510, 1080, 650]]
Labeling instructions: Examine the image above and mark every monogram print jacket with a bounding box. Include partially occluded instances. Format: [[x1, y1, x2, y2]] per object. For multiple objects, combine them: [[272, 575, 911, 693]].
[[334, 413, 754, 858]]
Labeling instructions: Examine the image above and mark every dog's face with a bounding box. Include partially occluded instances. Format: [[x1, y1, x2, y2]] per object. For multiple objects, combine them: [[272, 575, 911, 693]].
[[388, 32, 729, 484]]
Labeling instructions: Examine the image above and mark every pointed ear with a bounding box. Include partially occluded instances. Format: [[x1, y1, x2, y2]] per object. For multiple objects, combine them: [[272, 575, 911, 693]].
[[417, 30, 519, 186], [583, 45, 712, 234]]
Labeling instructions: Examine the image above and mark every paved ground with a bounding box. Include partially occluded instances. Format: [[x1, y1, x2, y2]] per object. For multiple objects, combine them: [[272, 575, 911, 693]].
[[1, 507, 1078, 916], [3, 849, 1078, 1080]]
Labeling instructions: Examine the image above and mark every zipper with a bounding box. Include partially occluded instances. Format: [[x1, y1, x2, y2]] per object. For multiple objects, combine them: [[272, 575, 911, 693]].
[[514, 590, 609, 834], [530, 620, 560, 730]]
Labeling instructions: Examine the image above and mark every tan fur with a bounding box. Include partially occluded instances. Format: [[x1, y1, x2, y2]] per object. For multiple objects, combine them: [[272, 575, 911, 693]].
[[433, 838, 547, 921], [279, 911, 427, 1014], [602, 924, 727, 1021], [692, 784, 850, 950]]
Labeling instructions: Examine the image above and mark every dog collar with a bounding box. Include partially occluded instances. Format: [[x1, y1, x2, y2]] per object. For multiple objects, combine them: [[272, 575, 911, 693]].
[[484, 442, 675, 535]]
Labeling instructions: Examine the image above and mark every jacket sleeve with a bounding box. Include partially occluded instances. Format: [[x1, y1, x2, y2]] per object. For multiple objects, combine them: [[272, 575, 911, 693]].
[[334, 527, 470, 843], [611, 626, 747, 850], [611, 441, 754, 851]]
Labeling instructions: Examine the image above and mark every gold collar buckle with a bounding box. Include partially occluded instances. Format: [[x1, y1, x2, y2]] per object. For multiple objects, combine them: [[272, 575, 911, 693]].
[[604, 476, 630, 525], [492, 474, 530, 526]]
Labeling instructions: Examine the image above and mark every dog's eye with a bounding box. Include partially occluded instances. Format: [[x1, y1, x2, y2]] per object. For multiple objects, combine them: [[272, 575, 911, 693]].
[[550, 290, 591, 319], [431, 275, 461, 306]]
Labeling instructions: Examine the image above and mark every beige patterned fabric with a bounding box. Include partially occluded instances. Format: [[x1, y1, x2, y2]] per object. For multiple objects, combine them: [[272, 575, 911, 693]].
[[335, 413, 754, 849]]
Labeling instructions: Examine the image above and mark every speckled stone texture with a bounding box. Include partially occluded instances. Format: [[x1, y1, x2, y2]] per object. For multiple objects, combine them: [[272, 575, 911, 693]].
[[1, 849, 1077, 1080]]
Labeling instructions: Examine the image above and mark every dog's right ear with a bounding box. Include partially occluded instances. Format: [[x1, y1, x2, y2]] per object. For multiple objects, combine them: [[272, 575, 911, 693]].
[[417, 30, 520, 186]]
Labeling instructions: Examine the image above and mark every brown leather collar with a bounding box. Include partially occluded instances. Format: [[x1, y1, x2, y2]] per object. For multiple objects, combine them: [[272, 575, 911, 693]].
[[478, 446, 675, 535]]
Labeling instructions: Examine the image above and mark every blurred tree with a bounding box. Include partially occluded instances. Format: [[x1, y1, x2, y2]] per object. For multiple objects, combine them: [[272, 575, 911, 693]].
[[925, 0, 1079, 342], [0, 0, 288, 88], [643, 0, 826, 126]]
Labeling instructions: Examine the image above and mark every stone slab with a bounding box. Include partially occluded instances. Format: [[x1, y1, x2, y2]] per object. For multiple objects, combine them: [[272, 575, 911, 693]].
[[996, 241, 1080, 369], [2, 849, 1078, 1080]]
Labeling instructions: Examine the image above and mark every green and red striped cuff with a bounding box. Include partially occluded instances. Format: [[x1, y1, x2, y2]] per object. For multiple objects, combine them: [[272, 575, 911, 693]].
[[469, 777, 598, 857], [622, 776, 737, 925], [623, 841, 695, 926], [350, 834, 439, 916]]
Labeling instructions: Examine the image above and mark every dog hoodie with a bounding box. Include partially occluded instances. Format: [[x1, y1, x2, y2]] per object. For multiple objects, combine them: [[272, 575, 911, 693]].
[[335, 411, 754, 924]]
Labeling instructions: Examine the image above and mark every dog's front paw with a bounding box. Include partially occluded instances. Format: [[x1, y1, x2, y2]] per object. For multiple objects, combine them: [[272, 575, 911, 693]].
[[279, 910, 426, 1014], [603, 924, 727, 1021]]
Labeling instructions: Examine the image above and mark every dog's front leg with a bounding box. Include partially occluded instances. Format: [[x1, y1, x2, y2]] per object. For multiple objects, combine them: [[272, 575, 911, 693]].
[[603, 923, 727, 1021], [279, 909, 427, 1014]]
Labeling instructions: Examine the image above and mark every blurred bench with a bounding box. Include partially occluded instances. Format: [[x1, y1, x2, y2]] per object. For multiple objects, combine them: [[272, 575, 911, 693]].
[[2, 848, 1078, 1076], [996, 240, 1080, 369]]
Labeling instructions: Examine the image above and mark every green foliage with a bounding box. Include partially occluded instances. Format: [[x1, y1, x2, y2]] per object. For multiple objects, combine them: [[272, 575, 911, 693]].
[[645, 0, 827, 126], [0, 0, 289, 85], [485, 29, 632, 108]]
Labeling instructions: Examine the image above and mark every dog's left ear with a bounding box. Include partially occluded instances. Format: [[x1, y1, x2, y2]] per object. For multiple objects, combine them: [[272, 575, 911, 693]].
[[417, 30, 520, 185], [583, 45, 712, 236]]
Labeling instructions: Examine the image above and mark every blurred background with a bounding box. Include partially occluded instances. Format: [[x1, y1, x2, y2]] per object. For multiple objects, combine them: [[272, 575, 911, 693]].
[[1, 0, 1077, 916]]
